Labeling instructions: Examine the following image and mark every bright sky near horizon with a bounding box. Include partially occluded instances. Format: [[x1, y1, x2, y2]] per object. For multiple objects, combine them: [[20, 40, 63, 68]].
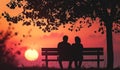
[[0, 0, 120, 68]]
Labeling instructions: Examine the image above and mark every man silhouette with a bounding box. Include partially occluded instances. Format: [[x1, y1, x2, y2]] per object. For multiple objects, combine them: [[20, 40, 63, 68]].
[[57, 35, 72, 70], [72, 36, 83, 70]]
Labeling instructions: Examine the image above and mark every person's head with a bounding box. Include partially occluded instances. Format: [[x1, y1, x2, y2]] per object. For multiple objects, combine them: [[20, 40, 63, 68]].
[[63, 35, 68, 42], [75, 36, 81, 44]]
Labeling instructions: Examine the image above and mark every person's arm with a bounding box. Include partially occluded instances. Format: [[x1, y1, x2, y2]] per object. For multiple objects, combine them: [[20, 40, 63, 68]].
[[81, 44, 83, 49], [58, 42, 61, 48], [58, 42, 62, 55]]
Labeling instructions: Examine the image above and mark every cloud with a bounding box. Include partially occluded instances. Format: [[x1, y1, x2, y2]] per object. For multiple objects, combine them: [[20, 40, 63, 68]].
[[40, 32, 64, 40]]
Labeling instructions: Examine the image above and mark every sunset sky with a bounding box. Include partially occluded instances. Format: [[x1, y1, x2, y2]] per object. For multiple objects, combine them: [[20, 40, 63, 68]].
[[0, 0, 120, 68]]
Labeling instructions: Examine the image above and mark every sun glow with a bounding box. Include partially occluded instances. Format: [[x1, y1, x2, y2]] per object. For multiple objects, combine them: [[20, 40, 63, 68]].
[[24, 49, 39, 61]]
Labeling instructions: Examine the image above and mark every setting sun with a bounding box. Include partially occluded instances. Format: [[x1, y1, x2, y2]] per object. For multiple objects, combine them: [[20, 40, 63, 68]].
[[24, 49, 39, 61]]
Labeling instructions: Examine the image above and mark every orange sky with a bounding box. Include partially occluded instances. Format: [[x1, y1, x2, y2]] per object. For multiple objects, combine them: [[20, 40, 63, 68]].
[[0, 0, 120, 68]]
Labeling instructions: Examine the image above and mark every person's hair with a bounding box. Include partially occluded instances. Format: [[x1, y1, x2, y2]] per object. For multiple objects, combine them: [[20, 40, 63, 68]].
[[75, 36, 81, 43], [63, 35, 68, 41]]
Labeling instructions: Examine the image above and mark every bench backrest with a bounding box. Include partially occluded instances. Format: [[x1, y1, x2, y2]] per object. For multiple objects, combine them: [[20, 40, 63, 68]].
[[41, 47, 104, 68], [42, 48, 103, 56]]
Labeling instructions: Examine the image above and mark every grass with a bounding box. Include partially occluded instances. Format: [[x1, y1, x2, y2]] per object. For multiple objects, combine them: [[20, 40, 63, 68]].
[[0, 66, 120, 70], [17, 67, 120, 70]]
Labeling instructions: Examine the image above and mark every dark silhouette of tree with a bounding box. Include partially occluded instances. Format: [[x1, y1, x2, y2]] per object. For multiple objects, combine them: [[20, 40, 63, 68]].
[[0, 24, 21, 69], [2, 0, 120, 69]]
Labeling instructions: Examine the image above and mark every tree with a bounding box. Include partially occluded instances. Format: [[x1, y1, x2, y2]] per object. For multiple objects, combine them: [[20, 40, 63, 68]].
[[2, 0, 120, 69], [0, 25, 20, 69]]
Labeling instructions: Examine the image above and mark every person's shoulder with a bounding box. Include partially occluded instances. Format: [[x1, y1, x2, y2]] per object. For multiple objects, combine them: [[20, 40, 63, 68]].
[[79, 43, 82, 45], [72, 43, 75, 46], [80, 43, 83, 48], [58, 41, 63, 44], [58, 42, 63, 46], [72, 43, 75, 45], [67, 42, 71, 46]]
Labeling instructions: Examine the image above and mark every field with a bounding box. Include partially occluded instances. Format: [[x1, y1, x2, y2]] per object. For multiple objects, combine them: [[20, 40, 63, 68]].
[[18, 67, 120, 70]]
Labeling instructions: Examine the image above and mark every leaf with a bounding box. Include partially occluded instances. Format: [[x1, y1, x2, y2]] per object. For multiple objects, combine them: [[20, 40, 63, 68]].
[[16, 51, 21, 55], [23, 21, 31, 26], [20, 40, 22, 42], [101, 31, 104, 34], [88, 23, 92, 28], [63, 25, 65, 28], [94, 31, 97, 33], [100, 22, 103, 26], [14, 32, 18, 36], [9, 23, 12, 26], [23, 35, 25, 37]]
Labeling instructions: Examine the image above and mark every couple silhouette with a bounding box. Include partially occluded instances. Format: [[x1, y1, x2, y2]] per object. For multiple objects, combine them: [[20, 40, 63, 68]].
[[58, 35, 83, 70]]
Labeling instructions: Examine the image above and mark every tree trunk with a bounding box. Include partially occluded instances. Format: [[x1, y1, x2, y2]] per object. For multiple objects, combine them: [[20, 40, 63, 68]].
[[106, 20, 114, 69]]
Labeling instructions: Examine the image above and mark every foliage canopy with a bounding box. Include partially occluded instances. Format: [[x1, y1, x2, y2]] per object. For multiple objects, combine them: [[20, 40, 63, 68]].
[[2, 0, 120, 32]]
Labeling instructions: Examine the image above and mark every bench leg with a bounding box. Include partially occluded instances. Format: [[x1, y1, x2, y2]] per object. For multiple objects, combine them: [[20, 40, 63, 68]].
[[45, 54, 48, 68], [46, 60, 48, 68], [97, 54, 100, 69], [97, 61, 100, 69]]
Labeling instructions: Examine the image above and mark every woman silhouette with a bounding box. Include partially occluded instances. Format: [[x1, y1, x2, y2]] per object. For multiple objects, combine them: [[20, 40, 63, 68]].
[[72, 36, 83, 70]]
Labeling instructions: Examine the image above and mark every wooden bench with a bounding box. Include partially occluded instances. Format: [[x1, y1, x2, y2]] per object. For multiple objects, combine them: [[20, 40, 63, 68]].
[[41, 47, 104, 68]]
